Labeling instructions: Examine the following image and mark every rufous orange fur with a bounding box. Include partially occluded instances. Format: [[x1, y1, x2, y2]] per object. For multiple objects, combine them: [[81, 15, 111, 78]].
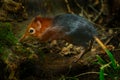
[[20, 16, 53, 42]]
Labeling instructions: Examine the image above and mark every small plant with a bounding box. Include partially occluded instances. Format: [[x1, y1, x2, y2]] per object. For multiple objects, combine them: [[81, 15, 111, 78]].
[[97, 55, 120, 80], [94, 36, 120, 80], [0, 22, 17, 47], [0, 22, 17, 59]]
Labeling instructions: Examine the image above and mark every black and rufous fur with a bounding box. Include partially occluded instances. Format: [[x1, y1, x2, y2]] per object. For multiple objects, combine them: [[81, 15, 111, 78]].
[[51, 14, 97, 47]]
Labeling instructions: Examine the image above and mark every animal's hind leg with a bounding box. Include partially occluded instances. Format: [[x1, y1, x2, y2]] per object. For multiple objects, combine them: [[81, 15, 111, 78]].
[[73, 39, 94, 62]]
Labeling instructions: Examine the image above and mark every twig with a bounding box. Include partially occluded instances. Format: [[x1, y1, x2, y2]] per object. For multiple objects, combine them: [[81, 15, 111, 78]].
[[91, 21, 106, 30], [64, 0, 74, 14], [74, 71, 107, 77], [114, 48, 120, 51], [88, 5, 99, 13], [93, 0, 104, 22], [74, 0, 91, 20], [104, 36, 113, 45]]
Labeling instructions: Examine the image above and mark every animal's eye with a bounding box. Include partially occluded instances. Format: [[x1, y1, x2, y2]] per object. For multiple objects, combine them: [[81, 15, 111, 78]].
[[29, 28, 35, 34]]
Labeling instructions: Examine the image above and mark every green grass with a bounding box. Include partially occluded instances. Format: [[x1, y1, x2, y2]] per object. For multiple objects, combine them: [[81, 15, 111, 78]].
[[96, 54, 120, 80]]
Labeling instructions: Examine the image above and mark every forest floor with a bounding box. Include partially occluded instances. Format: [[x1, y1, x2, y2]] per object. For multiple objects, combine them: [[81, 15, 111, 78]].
[[0, 0, 120, 80]]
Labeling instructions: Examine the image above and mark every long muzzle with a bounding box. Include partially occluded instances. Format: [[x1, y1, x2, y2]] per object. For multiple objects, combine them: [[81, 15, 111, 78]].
[[19, 34, 28, 42]]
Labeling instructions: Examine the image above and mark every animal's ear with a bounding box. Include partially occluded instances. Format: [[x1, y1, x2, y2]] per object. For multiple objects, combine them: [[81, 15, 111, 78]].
[[36, 20, 41, 30], [34, 16, 42, 30]]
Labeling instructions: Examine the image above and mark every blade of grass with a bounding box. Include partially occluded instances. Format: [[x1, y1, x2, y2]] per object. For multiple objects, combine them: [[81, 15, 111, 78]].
[[99, 62, 111, 80], [100, 68, 105, 80], [96, 55, 106, 65], [94, 36, 117, 69]]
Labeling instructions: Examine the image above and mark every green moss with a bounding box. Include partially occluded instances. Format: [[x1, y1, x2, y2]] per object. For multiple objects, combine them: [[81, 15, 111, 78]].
[[0, 22, 17, 61], [0, 22, 17, 53]]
